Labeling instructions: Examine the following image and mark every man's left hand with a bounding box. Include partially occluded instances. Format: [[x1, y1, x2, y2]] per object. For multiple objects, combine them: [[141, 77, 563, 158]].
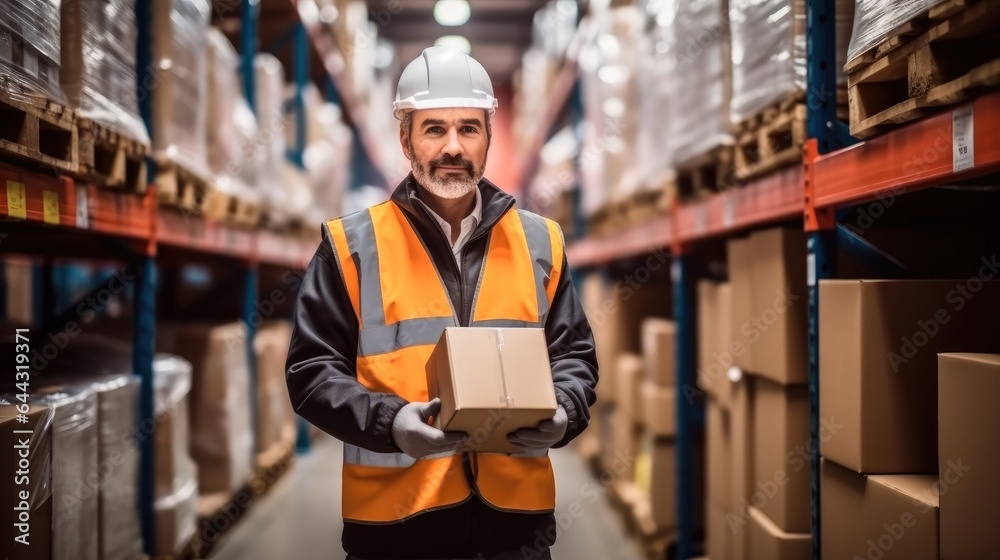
[[507, 405, 568, 451]]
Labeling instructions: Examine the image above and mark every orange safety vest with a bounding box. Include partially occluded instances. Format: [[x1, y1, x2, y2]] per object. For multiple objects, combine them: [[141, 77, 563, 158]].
[[326, 200, 565, 524]]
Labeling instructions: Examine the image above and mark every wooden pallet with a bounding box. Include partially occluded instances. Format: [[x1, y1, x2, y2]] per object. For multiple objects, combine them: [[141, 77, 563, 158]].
[[674, 146, 734, 202], [0, 76, 78, 172], [846, 0, 1000, 138], [252, 438, 296, 499], [734, 101, 807, 182], [76, 117, 148, 192], [154, 159, 212, 215], [203, 189, 263, 228], [588, 179, 674, 236]]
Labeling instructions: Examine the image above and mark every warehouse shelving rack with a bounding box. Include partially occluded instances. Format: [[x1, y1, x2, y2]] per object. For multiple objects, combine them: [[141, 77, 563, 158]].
[[0, 0, 383, 556], [520, 0, 1000, 557]]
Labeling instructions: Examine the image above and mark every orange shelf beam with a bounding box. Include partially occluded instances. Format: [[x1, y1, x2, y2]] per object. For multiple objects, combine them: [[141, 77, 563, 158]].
[[566, 215, 672, 268], [814, 91, 1000, 209], [257, 229, 313, 269], [155, 209, 256, 260], [675, 165, 804, 242], [0, 162, 77, 227]]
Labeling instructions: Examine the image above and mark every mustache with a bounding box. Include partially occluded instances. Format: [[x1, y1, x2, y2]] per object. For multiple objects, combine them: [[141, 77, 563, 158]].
[[430, 155, 474, 174]]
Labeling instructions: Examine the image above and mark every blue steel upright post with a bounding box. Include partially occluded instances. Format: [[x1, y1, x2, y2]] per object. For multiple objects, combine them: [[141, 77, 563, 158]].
[[240, 0, 261, 466], [292, 18, 312, 452], [134, 0, 157, 553], [673, 254, 698, 559]]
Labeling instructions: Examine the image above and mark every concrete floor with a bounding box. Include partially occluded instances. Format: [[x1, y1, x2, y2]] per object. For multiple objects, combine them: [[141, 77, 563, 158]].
[[208, 434, 644, 560]]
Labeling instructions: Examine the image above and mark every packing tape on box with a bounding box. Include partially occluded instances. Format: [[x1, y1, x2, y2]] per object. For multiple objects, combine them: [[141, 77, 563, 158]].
[[491, 329, 515, 408]]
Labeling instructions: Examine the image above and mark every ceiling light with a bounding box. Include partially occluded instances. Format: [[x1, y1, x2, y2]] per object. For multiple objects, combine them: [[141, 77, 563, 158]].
[[435, 35, 471, 55], [434, 0, 471, 26]]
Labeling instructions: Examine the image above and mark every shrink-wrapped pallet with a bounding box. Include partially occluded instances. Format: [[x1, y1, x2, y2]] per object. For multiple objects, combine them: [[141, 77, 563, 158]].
[[61, 0, 149, 144], [0, 0, 64, 101], [254, 54, 289, 215], [729, 0, 854, 122], [32, 387, 99, 560], [846, 0, 944, 64], [158, 322, 253, 496], [206, 28, 262, 207], [0, 398, 54, 559], [153, 354, 198, 557], [663, 0, 734, 166], [152, 0, 211, 179]]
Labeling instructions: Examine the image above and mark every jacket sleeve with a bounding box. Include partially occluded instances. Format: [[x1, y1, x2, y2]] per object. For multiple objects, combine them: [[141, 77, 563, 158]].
[[545, 252, 599, 448], [285, 226, 409, 453]]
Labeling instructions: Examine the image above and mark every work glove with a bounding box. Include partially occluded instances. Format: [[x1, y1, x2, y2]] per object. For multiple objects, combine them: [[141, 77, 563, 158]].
[[507, 405, 568, 451], [392, 398, 469, 459]]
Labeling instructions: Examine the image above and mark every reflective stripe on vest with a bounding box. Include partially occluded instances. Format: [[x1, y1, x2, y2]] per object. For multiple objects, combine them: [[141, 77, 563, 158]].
[[327, 202, 564, 523]]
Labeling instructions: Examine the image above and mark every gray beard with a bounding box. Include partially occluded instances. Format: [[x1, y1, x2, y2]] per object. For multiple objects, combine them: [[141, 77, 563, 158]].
[[408, 142, 486, 200]]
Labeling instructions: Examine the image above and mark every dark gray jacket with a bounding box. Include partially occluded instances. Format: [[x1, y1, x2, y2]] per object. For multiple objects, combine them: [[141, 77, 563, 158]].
[[285, 175, 598, 559]]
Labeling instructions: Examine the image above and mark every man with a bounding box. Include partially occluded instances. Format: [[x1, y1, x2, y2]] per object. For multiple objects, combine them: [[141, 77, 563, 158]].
[[286, 45, 598, 560]]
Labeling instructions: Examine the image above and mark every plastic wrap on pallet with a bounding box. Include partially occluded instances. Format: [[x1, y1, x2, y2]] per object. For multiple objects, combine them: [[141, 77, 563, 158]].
[[31, 387, 99, 560], [0, 396, 54, 559], [290, 83, 351, 222], [152, 353, 198, 556], [153, 0, 212, 180], [576, 6, 642, 207], [662, 0, 733, 166], [30, 336, 142, 560], [729, 0, 806, 122], [254, 54, 289, 212], [730, 0, 854, 122], [634, 25, 675, 192], [533, 0, 580, 60], [159, 322, 253, 496], [207, 28, 262, 206], [61, 0, 150, 145], [846, 0, 944, 64], [0, 0, 65, 102]]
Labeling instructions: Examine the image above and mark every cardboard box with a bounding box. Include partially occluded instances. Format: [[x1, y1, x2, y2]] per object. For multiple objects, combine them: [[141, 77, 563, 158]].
[[820, 280, 1000, 473], [650, 440, 678, 530], [254, 321, 295, 454], [641, 381, 676, 438], [821, 457, 866, 560], [729, 377, 755, 560], [753, 378, 810, 533], [0, 403, 53, 560], [582, 274, 621, 405], [938, 353, 1000, 560], [748, 227, 808, 385], [728, 237, 755, 373], [427, 328, 558, 455], [707, 504, 732, 560], [642, 318, 676, 386], [154, 477, 197, 557], [616, 353, 644, 427], [707, 401, 731, 510], [864, 475, 939, 560], [698, 281, 735, 408], [748, 506, 811, 560], [165, 322, 253, 495]]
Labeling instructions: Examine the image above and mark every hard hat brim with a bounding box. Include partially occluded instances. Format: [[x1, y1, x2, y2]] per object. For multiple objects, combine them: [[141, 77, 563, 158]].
[[393, 96, 498, 121]]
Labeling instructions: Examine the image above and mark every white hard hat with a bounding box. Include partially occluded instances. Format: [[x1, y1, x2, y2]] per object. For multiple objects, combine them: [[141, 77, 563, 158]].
[[393, 45, 498, 120]]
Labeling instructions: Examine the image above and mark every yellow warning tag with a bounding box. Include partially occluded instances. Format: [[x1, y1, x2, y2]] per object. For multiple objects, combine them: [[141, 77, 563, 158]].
[[6, 181, 26, 219], [43, 191, 59, 225]]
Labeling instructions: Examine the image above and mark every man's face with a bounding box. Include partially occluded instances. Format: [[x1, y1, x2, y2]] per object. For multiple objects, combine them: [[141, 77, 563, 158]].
[[401, 108, 489, 199]]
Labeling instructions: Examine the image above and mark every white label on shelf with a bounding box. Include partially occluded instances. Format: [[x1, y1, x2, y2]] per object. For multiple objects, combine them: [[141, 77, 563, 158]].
[[76, 185, 88, 228], [953, 106, 974, 172], [23, 50, 38, 78], [807, 252, 816, 287], [670, 259, 681, 284], [723, 196, 735, 228]]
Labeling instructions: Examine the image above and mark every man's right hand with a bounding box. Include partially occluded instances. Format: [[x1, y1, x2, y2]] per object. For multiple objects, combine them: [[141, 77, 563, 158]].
[[391, 398, 469, 459]]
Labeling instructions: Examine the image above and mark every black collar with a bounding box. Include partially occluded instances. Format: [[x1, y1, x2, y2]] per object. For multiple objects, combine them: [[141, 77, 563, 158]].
[[389, 173, 517, 238]]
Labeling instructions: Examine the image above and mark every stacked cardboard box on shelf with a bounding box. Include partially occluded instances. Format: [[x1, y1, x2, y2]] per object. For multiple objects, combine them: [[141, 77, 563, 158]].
[[938, 353, 1000, 559], [158, 322, 253, 510], [818, 281, 1000, 559], [255, 321, 298, 458], [0, 402, 53, 560]]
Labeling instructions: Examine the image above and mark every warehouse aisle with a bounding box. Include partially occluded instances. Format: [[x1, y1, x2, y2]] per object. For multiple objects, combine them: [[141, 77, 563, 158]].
[[209, 435, 644, 560]]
